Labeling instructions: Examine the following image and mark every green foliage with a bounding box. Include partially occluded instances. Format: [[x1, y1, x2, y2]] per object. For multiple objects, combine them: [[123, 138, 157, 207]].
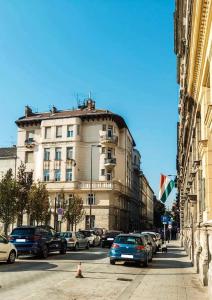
[[0, 169, 18, 235], [27, 182, 50, 225], [16, 162, 33, 225], [64, 195, 85, 230]]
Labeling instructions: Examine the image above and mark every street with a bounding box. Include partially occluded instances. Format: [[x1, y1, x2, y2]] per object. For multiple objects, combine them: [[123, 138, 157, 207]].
[[0, 241, 209, 300]]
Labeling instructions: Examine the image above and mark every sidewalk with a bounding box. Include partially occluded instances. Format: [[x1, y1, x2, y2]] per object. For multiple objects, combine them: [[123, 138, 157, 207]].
[[128, 241, 209, 300]]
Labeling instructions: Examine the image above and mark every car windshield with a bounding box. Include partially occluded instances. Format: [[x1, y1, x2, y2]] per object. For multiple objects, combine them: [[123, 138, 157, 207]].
[[114, 236, 143, 245], [80, 231, 91, 237], [11, 228, 35, 236], [106, 231, 120, 237], [60, 232, 72, 238]]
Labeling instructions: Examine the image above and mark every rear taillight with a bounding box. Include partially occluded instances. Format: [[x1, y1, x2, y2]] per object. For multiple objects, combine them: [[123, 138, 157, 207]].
[[111, 243, 120, 249], [136, 245, 145, 251], [9, 236, 14, 241]]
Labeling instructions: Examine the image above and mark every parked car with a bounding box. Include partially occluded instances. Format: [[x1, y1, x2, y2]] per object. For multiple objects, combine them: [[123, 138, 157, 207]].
[[79, 230, 100, 246], [142, 231, 161, 251], [140, 233, 153, 261], [59, 231, 90, 250], [109, 234, 149, 267], [9, 226, 67, 258], [0, 234, 17, 264], [101, 231, 122, 248]]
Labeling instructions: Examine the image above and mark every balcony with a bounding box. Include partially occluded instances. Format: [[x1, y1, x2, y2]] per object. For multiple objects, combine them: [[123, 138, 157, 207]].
[[104, 157, 116, 169], [25, 138, 35, 148], [100, 133, 118, 146]]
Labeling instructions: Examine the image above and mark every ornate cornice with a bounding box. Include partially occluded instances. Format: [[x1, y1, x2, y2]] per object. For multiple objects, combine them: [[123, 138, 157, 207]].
[[189, 0, 211, 99]]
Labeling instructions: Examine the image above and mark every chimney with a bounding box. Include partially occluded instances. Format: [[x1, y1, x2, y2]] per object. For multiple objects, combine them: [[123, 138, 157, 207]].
[[86, 99, 95, 111], [25, 105, 33, 117]]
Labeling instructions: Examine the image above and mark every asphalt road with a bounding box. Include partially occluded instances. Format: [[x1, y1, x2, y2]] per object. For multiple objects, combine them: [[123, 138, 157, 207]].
[[0, 247, 148, 300]]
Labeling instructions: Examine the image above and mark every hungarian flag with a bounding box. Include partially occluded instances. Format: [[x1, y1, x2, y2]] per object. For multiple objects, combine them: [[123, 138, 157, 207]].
[[159, 174, 175, 203]]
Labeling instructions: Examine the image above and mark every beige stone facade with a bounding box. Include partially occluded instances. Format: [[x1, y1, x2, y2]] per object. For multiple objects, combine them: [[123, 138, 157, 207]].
[[175, 0, 212, 297], [6, 100, 154, 232]]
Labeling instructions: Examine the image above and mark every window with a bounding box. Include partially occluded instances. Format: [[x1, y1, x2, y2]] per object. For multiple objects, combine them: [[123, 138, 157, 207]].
[[102, 124, 106, 131], [106, 172, 112, 181], [87, 193, 95, 205], [25, 151, 33, 163], [45, 127, 51, 139], [44, 148, 50, 161], [101, 147, 106, 154], [108, 125, 113, 137], [56, 126, 62, 138], [43, 170, 50, 182], [55, 169, 61, 181], [66, 169, 72, 181], [55, 148, 62, 160], [107, 148, 112, 159], [85, 215, 95, 229], [101, 169, 105, 176], [26, 130, 34, 142], [77, 125, 80, 135], [67, 125, 74, 137], [66, 147, 73, 160]]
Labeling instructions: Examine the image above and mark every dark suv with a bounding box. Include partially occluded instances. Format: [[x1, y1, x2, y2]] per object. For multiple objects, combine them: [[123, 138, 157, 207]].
[[9, 226, 67, 258], [101, 231, 122, 248]]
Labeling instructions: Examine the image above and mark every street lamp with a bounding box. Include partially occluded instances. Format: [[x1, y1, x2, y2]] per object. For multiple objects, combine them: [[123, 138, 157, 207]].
[[89, 144, 101, 229]]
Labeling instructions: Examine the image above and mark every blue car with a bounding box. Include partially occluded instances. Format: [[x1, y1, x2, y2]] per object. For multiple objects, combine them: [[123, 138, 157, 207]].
[[109, 234, 148, 267]]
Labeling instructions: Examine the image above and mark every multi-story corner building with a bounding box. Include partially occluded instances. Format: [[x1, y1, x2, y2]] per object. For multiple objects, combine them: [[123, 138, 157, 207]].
[[14, 99, 152, 232], [174, 0, 212, 296]]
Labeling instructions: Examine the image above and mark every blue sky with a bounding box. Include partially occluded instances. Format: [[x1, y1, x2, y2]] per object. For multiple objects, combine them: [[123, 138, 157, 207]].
[[0, 0, 178, 204]]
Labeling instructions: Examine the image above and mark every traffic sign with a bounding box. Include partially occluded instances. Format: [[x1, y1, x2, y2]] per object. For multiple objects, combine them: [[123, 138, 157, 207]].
[[168, 224, 172, 229], [57, 208, 64, 215], [161, 215, 169, 224]]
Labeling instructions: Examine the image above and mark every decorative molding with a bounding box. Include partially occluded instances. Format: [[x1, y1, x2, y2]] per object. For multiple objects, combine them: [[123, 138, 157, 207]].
[[191, 0, 210, 99], [204, 104, 212, 127], [198, 139, 208, 157]]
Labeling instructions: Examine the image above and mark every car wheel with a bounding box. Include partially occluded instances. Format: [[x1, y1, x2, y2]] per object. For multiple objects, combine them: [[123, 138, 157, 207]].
[[110, 259, 115, 265], [7, 250, 16, 264], [60, 244, 67, 254], [86, 242, 90, 250], [41, 245, 48, 259], [143, 256, 148, 267], [75, 243, 79, 251]]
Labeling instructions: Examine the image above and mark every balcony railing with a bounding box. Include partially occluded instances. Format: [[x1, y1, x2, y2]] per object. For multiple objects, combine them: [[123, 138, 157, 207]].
[[104, 158, 116, 168], [25, 138, 35, 147], [100, 134, 118, 145]]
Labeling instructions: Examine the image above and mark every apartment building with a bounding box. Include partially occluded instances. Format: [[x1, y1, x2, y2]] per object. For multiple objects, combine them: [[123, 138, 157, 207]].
[[14, 99, 153, 232], [174, 0, 212, 296]]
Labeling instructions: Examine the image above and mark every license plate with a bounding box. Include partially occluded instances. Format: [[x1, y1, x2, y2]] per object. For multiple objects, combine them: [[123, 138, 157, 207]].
[[121, 254, 133, 258], [107, 238, 114, 241], [16, 239, 26, 242]]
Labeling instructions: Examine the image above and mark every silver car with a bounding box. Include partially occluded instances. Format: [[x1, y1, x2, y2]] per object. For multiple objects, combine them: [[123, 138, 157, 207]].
[[0, 235, 17, 263], [60, 231, 90, 250]]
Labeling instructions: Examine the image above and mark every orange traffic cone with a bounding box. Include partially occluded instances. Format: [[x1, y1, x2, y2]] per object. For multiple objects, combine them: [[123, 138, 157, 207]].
[[75, 262, 84, 278]]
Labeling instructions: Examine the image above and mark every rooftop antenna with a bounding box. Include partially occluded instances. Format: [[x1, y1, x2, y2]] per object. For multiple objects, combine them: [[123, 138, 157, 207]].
[[88, 91, 92, 99]]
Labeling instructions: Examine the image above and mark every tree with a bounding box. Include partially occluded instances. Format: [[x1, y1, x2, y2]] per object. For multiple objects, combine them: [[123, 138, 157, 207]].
[[64, 195, 85, 231], [16, 162, 33, 226], [27, 182, 50, 225], [153, 196, 165, 228], [0, 169, 18, 235]]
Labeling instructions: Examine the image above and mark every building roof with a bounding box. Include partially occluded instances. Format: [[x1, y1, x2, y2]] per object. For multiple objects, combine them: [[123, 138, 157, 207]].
[[15, 102, 136, 146], [0, 147, 17, 158]]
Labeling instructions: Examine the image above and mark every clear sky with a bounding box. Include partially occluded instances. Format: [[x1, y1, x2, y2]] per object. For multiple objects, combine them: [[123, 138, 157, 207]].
[[0, 0, 178, 205]]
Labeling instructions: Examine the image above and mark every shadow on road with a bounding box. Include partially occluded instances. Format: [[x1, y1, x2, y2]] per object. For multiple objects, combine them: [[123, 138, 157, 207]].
[[0, 260, 58, 272]]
